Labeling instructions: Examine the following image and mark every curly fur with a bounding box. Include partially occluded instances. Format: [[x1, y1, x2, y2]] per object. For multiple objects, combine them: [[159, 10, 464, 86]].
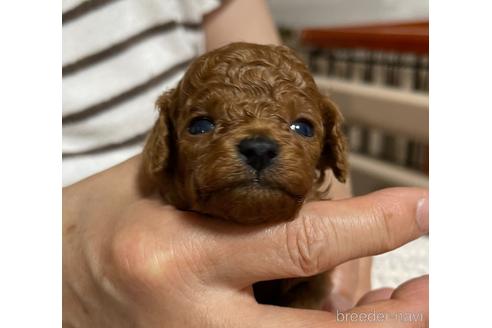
[[142, 42, 348, 308]]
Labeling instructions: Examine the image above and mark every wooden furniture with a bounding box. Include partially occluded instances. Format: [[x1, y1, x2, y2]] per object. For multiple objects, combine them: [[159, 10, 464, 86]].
[[299, 21, 429, 192], [301, 21, 428, 54]]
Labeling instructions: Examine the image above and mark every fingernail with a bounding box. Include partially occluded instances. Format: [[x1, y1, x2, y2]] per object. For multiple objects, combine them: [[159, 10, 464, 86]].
[[416, 197, 429, 234]]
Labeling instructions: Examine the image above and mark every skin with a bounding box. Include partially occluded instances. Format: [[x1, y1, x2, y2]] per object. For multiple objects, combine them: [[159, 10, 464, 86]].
[[205, 2, 372, 307], [63, 1, 428, 325], [203, 0, 282, 51], [63, 155, 428, 327]]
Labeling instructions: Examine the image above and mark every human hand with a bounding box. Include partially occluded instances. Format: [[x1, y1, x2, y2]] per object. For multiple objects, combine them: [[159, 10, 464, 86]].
[[63, 155, 428, 327], [318, 175, 373, 313], [324, 256, 372, 312]]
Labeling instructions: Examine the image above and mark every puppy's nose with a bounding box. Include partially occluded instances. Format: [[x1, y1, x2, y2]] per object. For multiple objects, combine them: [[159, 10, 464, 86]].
[[238, 137, 279, 171]]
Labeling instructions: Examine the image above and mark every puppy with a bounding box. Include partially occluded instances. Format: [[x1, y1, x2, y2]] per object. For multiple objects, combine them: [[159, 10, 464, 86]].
[[142, 42, 348, 309]]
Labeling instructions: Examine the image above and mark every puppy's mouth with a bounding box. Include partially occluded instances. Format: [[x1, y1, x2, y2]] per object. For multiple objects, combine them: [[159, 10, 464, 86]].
[[193, 174, 309, 223], [197, 177, 305, 204]]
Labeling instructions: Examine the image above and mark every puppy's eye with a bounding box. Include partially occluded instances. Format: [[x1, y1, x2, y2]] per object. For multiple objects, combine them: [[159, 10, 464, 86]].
[[188, 117, 215, 135], [290, 119, 314, 137]]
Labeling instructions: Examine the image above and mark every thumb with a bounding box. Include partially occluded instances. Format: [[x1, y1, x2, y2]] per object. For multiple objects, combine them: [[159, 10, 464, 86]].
[[209, 187, 428, 287]]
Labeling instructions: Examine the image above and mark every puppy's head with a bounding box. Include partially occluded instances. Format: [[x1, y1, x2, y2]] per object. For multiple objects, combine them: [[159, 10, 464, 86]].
[[143, 42, 347, 223]]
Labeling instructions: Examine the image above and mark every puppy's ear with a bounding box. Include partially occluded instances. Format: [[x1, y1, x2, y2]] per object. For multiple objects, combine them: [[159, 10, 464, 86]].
[[142, 89, 177, 183], [317, 96, 348, 183]]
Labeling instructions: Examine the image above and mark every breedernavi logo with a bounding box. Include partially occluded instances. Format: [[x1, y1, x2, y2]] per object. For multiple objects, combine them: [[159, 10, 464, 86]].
[[336, 309, 424, 323]]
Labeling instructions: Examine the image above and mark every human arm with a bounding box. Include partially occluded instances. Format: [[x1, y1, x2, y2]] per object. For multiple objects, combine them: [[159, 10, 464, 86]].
[[203, 0, 281, 51]]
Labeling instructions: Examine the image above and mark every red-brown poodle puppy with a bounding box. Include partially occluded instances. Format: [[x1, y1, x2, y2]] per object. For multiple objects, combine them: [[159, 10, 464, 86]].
[[142, 42, 348, 309]]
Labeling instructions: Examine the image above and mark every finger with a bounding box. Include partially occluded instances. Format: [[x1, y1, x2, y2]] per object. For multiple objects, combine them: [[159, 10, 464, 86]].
[[338, 276, 428, 327], [245, 276, 428, 328], [357, 288, 394, 306], [391, 275, 429, 302], [323, 260, 360, 311], [211, 187, 428, 286], [324, 294, 353, 312], [327, 256, 372, 311], [356, 257, 372, 299]]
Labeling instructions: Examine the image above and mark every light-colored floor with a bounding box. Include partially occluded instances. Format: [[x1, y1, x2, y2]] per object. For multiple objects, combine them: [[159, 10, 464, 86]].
[[372, 236, 429, 288]]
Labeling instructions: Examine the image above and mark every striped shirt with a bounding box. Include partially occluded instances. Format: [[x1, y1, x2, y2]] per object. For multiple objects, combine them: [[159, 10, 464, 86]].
[[62, 0, 221, 186]]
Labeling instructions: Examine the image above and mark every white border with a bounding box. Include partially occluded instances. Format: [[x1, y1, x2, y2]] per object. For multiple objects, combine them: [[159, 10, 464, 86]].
[[431, 0, 492, 327], [0, 2, 61, 327], [2, 0, 492, 327]]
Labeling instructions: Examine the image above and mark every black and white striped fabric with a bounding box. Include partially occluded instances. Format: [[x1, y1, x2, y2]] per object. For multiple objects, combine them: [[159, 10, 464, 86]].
[[62, 0, 220, 186]]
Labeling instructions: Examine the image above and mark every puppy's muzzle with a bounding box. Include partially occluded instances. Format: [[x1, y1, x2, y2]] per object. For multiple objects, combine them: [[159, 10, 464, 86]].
[[237, 137, 279, 172]]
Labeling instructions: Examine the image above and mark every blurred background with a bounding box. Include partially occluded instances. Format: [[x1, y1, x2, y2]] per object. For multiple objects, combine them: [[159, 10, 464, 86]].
[[266, 0, 429, 289], [268, 0, 427, 28]]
